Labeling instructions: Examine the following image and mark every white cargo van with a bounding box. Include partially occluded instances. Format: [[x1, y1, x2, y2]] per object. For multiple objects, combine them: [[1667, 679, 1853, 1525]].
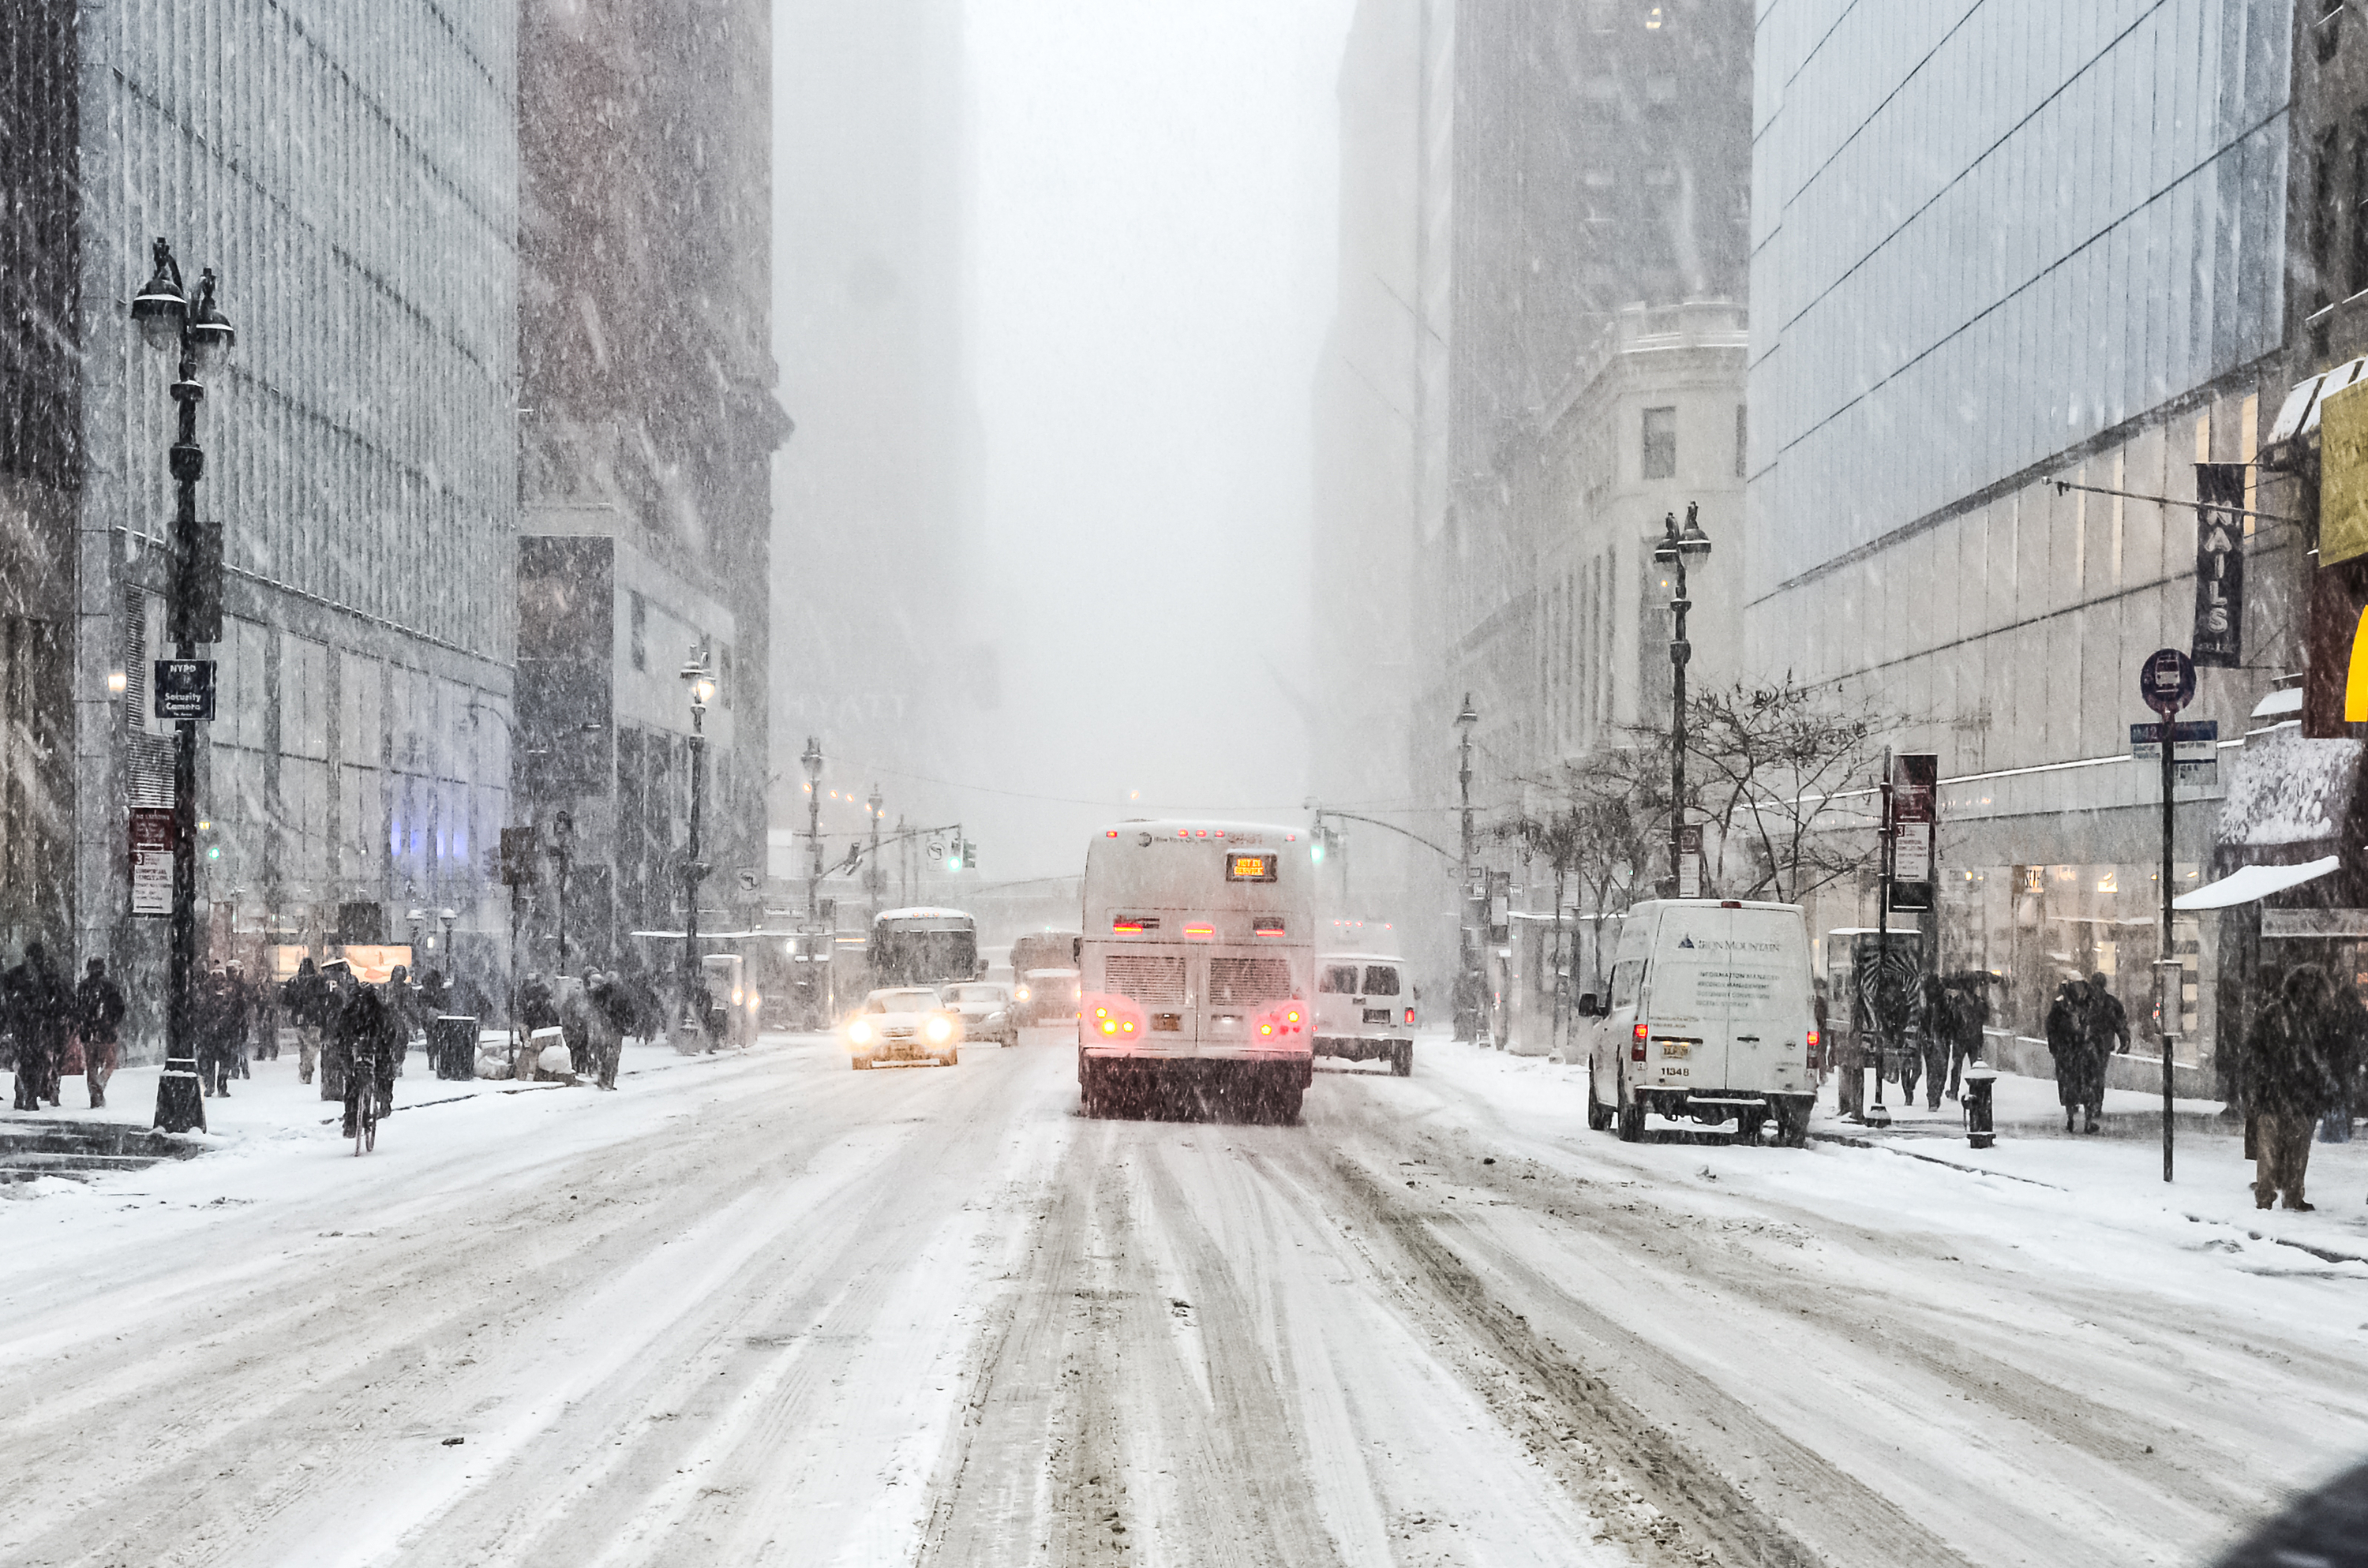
[[1313, 953, 1414, 1076], [1578, 899, 1819, 1146]]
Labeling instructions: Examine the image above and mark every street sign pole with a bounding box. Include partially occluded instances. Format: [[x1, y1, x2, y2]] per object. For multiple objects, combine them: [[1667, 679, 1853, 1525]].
[[2140, 647, 2196, 1183]]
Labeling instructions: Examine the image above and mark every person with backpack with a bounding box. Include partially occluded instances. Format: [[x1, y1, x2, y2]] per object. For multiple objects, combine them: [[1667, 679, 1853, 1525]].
[[2245, 965, 2344, 1211]]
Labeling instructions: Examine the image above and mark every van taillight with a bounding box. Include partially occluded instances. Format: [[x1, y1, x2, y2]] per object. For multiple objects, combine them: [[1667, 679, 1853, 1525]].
[[1631, 1022, 1647, 1063], [1807, 1027, 1820, 1067], [1403, 1006, 1415, 1026]]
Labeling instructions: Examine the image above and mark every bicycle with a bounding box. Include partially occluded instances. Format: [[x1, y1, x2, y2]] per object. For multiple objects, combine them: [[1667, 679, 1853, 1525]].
[[350, 1070, 380, 1156]]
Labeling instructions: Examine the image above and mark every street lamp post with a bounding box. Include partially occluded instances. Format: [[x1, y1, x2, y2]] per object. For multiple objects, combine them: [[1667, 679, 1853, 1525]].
[[1653, 504, 1713, 890], [552, 810, 575, 974], [679, 649, 716, 1044], [130, 238, 234, 1135], [866, 785, 884, 922], [800, 738, 825, 926], [1453, 695, 1479, 1043]]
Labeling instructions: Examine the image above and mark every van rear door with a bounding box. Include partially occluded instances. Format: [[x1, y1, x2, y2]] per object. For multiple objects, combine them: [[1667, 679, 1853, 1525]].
[[1648, 905, 1804, 1090]]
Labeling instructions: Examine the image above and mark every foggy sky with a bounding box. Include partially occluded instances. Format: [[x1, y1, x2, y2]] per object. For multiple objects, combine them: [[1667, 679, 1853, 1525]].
[[931, 0, 1354, 881]]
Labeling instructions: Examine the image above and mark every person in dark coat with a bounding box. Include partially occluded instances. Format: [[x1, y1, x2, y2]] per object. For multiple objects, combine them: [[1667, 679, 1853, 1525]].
[[2089, 972, 2130, 1055], [519, 971, 559, 1035], [2046, 977, 2105, 1132], [337, 982, 403, 1136], [225, 960, 257, 1077], [284, 958, 332, 1084], [6, 942, 69, 1110], [76, 957, 127, 1110], [317, 960, 354, 1101], [195, 963, 241, 1097], [1941, 972, 1993, 1102], [2244, 965, 2344, 1211]]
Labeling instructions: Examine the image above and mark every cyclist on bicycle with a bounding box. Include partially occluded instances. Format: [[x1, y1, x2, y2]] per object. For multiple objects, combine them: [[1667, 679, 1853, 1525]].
[[337, 980, 401, 1140]]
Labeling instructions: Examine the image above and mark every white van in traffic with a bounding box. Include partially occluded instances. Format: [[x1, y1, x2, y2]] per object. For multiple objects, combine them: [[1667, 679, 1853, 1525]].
[[1313, 953, 1414, 1076], [1578, 899, 1819, 1146]]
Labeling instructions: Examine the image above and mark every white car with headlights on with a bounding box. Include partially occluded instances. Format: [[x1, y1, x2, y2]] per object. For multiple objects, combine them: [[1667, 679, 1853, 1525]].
[[844, 987, 964, 1069], [940, 982, 1017, 1046]]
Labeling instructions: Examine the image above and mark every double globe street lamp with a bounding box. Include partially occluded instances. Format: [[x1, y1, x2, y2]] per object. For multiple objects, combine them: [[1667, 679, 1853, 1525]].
[[1653, 503, 1712, 892], [677, 648, 718, 1046], [129, 238, 235, 1135]]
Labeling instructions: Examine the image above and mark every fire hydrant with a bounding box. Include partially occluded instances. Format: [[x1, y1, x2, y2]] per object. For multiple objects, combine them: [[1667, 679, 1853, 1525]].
[[1961, 1061, 1999, 1149]]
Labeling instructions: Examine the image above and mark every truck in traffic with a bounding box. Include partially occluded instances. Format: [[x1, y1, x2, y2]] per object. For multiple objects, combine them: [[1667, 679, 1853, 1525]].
[[1313, 952, 1414, 1076], [1077, 821, 1313, 1122], [869, 907, 982, 992], [1577, 899, 1819, 1146]]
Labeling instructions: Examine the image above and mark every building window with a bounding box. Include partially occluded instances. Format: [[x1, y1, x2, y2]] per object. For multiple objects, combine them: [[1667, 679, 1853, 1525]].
[[630, 592, 646, 672], [1735, 403, 1748, 478], [1642, 406, 1677, 481]]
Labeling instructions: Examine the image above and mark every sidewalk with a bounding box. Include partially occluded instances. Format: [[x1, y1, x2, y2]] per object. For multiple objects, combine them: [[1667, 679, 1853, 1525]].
[[2, 1031, 796, 1196], [1814, 1070, 2368, 1263]]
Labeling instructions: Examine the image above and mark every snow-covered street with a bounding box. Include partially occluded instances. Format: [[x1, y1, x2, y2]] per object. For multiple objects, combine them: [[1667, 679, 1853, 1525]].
[[4, 1034, 2363, 1566]]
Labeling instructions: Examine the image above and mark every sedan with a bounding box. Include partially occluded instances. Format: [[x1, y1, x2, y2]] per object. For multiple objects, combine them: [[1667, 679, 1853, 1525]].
[[940, 982, 1017, 1046], [844, 988, 963, 1069]]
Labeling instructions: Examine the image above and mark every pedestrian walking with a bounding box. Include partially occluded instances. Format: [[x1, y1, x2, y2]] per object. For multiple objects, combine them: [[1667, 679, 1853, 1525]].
[[519, 971, 558, 1035], [6, 942, 70, 1110], [1941, 972, 1993, 1102], [196, 963, 237, 1096], [2089, 972, 2130, 1055], [1913, 972, 1949, 1111], [283, 957, 332, 1084], [225, 960, 256, 1078], [318, 960, 354, 1102], [2243, 965, 2344, 1211], [582, 970, 627, 1090], [75, 958, 126, 1110], [386, 964, 418, 1076], [2046, 976, 2105, 1133]]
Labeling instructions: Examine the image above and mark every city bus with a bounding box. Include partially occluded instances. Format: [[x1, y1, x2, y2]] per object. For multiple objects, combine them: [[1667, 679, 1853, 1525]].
[[1077, 821, 1314, 1123], [870, 907, 982, 992]]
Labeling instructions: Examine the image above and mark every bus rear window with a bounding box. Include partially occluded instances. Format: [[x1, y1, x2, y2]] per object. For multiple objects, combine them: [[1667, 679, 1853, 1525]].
[[1361, 965, 1399, 997], [1320, 965, 1358, 994], [1224, 852, 1276, 882]]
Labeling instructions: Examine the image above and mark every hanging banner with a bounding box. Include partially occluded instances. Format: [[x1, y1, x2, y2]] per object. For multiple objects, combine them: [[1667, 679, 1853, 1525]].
[[2193, 462, 2246, 666], [2323, 376, 2368, 567]]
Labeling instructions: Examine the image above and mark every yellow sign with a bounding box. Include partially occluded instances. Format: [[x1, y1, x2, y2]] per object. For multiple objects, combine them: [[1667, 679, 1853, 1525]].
[[2321, 375, 2368, 565], [2350, 605, 2368, 722]]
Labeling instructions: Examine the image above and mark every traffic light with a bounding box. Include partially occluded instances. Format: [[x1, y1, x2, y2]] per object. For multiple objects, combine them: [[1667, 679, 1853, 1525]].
[[963, 838, 978, 874], [946, 839, 965, 873]]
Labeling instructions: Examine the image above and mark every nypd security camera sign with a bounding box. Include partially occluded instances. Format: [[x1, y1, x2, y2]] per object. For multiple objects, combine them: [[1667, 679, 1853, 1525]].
[[2139, 647, 2195, 717]]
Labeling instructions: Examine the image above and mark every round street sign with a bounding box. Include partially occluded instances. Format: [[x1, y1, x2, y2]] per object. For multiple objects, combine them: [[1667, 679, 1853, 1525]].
[[2140, 647, 2197, 716]]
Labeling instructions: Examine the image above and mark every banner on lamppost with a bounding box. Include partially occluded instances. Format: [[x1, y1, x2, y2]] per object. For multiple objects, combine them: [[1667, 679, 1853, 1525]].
[[1677, 823, 1703, 899], [129, 808, 174, 917], [1887, 752, 1939, 912], [2193, 462, 2246, 666]]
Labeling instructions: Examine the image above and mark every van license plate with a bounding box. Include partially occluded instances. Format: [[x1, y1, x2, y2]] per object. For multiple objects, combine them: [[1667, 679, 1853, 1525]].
[[1658, 1042, 1691, 1059], [1152, 1013, 1182, 1031], [1362, 1009, 1392, 1025]]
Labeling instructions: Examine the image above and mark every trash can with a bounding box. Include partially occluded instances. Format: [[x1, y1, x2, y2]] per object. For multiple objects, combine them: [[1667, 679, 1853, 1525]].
[[429, 1015, 478, 1080]]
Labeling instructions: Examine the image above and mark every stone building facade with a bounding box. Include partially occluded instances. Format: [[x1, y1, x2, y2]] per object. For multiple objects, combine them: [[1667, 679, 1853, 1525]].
[[4, 3, 521, 1042]]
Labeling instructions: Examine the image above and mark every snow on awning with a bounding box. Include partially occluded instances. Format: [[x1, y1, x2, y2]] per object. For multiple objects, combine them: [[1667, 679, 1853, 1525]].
[[2216, 727, 2363, 849], [2173, 855, 2340, 910]]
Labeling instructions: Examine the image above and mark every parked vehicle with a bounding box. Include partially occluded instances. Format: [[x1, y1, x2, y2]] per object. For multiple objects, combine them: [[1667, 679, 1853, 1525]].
[[844, 987, 963, 1069], [941, 982, 1017, 1046], [1578, 899, 1819, 1146], [1313, 952, 1414, 1076], [1015, 967, 1080, 1027], [1077, 821, 1313, 1122]]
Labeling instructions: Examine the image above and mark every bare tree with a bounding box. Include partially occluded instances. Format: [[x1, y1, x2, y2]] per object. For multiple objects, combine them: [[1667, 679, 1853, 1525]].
[[1682, 675, 1888, 904]]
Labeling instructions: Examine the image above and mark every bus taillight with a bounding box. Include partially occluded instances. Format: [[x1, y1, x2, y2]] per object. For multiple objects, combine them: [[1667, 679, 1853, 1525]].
[[1403, 1006, 1415, 1026], [1183, 922, 1214, 940]]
